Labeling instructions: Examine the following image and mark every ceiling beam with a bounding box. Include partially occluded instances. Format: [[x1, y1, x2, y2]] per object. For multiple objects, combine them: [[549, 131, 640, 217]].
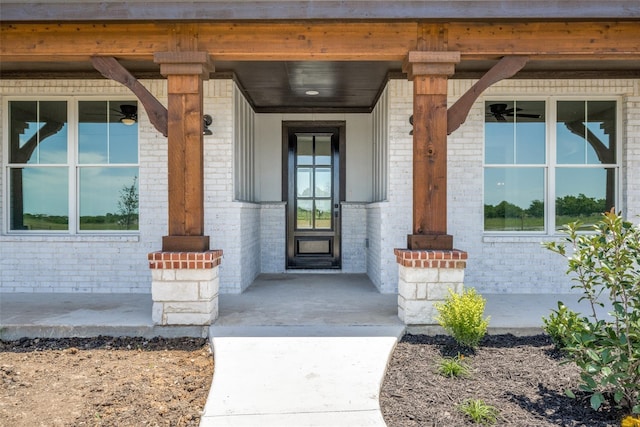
[[2, 21, 639, 63]]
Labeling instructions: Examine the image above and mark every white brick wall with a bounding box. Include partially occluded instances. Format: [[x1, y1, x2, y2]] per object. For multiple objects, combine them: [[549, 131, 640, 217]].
[[2, 77, 639, 296], [340, 202, 367, 273], [260, 202, 286, 273]]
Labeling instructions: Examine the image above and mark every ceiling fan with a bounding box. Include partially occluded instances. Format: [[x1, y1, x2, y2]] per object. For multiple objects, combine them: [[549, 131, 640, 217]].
[[487, 103, 540, 122], [115, 104, 137, 125]]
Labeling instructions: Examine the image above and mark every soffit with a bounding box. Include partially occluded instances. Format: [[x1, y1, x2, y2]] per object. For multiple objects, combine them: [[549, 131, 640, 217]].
[[1, 58, 639, 113]]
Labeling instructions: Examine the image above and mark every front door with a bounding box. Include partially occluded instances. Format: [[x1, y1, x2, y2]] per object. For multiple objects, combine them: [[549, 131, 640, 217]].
[[284, 122, 345, 269]]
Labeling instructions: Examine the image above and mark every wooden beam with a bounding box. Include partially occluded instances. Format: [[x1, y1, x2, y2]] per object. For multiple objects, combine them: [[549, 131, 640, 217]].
[[91, 56, 168, 136], [404, 51, 460, 250], [155, 52, 213, 252], [447, 21, 640, 57], [447, 55, 529, 135], [3, 21, 638, 62]]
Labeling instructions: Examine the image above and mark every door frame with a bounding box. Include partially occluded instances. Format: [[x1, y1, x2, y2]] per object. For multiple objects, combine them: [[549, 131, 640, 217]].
[[282, 121, 346, 269]]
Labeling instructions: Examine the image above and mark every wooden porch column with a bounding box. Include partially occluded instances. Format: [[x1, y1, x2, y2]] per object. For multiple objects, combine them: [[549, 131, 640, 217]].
[[154, 51, 214, 252], [403, 51, 460, 250]]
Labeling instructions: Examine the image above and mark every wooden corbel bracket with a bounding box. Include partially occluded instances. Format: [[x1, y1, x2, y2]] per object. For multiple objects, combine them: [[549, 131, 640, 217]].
[[91, 56, 168, 137], [447, 55, 529, 135]]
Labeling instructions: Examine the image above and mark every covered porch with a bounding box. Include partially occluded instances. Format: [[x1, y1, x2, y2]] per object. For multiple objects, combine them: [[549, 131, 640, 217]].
[[0, 274, 614, 340], [1, 2, 639, 329]]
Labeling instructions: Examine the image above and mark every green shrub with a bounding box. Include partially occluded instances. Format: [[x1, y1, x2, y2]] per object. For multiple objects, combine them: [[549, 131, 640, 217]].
[[542, 301, 588, 350], [458, 398, 499, 425], [435, 287, 490, 350], [544, 211, 640, 414], [436, 353, 470, 378]]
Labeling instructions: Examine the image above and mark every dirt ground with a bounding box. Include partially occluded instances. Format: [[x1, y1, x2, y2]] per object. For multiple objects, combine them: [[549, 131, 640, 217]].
[[380, 334, 625, 427], [2, 333, 631, 426], [0, 337, 213, 427]]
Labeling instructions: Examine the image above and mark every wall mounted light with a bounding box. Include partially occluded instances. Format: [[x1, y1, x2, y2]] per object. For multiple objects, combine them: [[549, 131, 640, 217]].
[[203, 114, 213, 136], [409, 114, 413, 135]]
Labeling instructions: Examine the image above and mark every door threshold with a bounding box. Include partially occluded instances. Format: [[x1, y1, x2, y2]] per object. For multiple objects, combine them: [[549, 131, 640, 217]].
[[284, 269, 344, 274]]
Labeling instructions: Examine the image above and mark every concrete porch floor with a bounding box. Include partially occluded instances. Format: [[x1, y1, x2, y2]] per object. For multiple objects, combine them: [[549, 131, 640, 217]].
[[0, 273, 611, 339]]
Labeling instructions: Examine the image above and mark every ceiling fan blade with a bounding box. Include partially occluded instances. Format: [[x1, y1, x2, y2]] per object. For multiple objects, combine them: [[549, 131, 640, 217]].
[[514, 113, 541, 119], [489, 103, 509, 114]]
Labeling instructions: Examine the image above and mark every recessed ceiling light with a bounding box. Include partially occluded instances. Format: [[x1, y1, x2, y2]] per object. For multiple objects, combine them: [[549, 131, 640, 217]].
[[305, 90, 320, 96]]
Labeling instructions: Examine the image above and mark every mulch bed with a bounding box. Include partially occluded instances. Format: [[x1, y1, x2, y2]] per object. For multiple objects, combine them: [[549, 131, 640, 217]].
[[380, 334, 624, 426]]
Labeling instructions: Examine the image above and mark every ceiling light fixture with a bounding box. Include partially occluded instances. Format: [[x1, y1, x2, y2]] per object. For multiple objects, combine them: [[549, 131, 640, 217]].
[[118, 104, 138, 126], [305, 90, 320, 96]]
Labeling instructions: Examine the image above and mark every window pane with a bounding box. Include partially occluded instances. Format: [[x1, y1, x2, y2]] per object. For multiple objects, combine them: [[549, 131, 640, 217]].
[[315, 199, 332, 229], [10, 101, 67, 164], [484, 167, 545, 231], [558, 101, 617, 165], [296, 135, 313, 165], [485, 101, 545, 164], [9, 167, 69, 230], [296, 199, 313, 229], [315, 168, 332, 197], [79, 101, 108, 163], [79, 167, 139, 231], [586, 101, 616, 165], [557, 101, 588, 164], [514, 101, 545, 164], [79, 101, 138, 164], [485, 101, 515, 164], [109, 102, 138, 164], [315, 135, 332, 165], [296, 168, 312, 197], [555, 168, 615, 230]]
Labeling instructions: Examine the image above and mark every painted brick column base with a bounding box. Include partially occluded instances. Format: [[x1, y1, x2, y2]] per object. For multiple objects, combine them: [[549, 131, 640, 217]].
[[394, 248, 468, 325], [148, 250, 223, 326]]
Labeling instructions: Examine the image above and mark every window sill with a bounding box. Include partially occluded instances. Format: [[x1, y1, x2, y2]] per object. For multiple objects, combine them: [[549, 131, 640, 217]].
[[482, 234, 564, 244], [0, 234, 140, 243]]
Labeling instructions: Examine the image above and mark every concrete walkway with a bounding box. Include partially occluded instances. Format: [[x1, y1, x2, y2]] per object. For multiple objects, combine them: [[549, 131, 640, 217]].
[[0, 274, 611, 426], [202, 274, 405, 426]]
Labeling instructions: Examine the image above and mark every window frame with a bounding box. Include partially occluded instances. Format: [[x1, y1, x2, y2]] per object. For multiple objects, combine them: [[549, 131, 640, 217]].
[[3, 96, 140, 235], [483, 96, 622, 236]]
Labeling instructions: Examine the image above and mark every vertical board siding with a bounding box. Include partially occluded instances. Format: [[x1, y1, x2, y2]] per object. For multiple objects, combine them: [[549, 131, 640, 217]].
[[372, 87, 389, 201], [233, 85, 256, 202]]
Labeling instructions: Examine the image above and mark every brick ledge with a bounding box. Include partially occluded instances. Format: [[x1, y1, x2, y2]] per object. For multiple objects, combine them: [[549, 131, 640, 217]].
[[394, 248, 467, 268], [148, 250, 223, 269]]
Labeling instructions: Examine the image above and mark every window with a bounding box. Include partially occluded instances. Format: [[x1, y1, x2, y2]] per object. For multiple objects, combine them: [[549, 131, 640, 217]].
[[484, 99, 618, 233], [6, 99, 139, 233]]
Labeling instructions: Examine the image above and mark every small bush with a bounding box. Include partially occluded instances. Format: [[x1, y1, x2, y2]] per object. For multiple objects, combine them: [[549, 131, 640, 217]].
[[542, 301, 588, 350], [436, 353, 470, 378], [435, 287, 490, 350], [458, 398, 499, 425], [544, 211, 640, 414]]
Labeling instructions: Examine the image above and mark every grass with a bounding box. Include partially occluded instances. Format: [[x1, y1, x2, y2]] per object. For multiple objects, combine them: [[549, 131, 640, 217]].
[[484, 215, 604, 232], [458, 399, 500, 425], [436, 353, 470, 378], [22, 217, 138, 231]]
